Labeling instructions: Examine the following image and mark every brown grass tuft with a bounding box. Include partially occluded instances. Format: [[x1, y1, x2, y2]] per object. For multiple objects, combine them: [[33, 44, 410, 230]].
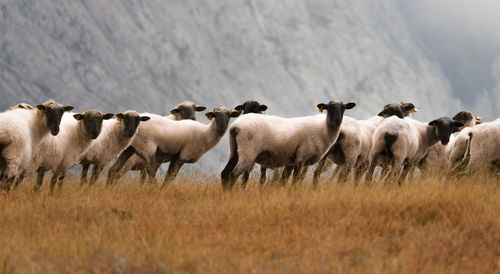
[[0, 173, 499, 273]]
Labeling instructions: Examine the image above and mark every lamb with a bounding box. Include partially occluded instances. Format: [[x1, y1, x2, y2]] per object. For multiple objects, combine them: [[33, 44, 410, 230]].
[[460, 118, 500, 174], [167, 101, 207, 120], [107, 107, 241, 185], [221, 100, 356, 189], [366, 116, 464, 184], [313, 102, 420, 184], [79, 111, 150, 185], [423, 111, 481, 172], [0, 99, 73, 190], [29, 110, 113, 194]]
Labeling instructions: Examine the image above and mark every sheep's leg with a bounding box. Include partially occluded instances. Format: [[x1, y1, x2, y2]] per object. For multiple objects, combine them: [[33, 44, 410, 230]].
[[221, 155, 239, 189], [162, 159, 184, 186], [33, 168, 46, 192], [280, 165, 293, 186], [2, 177, 15, 192], [259, 167, 267, 185], [297, 165, 308, 183], [107, 146, 135, 185], [89, 165, 103, 186], [49, 172, 60, 195], [270, 168, 280, 185], [139, 169, 147, 185], [80, 162, 90, 186], [146, 161, 160, 185], [313, 157, 327, 185], [57, 172, 65, 190], [291, 164, 305, 185], [242, 164, 256, 188], [387, 159, 404, 185], [354, 164, 366, 184], [13, 171, 25, 190], [398, 163, 412, 185]]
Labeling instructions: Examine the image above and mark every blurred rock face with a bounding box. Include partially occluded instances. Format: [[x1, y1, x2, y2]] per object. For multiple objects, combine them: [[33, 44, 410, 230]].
[[0, 0, 462, 170]]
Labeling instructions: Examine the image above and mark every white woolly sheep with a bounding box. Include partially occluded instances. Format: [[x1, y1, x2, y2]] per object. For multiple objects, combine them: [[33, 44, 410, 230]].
[[79, 111, 150, 185], [366, 116, 464, 184], [461, 118, 500, 174], [0, 99, 73, 190], [7, 103, 34, 111], [29, 110, 113, 194], [107, 107, 241, 185], [221, 100, 356, 189]]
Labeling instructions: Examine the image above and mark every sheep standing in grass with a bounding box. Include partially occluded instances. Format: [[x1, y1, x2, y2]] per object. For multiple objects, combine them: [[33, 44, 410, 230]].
[[107, 107, 241, 185], [423, 111, 481, 172], [221, 100, 356, 189], [79, 111, 150, 186], [113, 101, 207, 184], [0, 100, 73, 190], [366, 116, 464, 184], [29, 110, 113, 194], [313, 102, 420, 184], [460, 118, 500, 174]]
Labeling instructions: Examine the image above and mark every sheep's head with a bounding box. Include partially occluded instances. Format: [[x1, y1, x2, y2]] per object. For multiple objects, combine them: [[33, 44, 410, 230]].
[[170, 101, 206, 120], [452, 111, 482, 129], [36, 99, 74, 136], [235, 101, 268, 114], [317, 100, 356, 127], [206, 107, 241, 136], [116, 111, 150, 137], [378, 102, 420, 119], [428, 117, 464, 145], [9, 103, 34, 110], [74, 110, 114, 139]]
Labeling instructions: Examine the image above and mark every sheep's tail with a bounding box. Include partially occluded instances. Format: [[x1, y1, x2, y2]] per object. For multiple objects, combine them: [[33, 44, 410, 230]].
[[384, 132, 398, 151], [450, 132, 472, 176]]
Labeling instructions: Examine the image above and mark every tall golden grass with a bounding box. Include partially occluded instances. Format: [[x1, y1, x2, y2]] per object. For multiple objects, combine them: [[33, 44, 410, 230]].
[[0, 173, 499, 273]]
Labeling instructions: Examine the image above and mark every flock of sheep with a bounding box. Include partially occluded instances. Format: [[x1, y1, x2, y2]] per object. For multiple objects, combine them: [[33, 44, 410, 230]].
[[0, 99, 498, 193]]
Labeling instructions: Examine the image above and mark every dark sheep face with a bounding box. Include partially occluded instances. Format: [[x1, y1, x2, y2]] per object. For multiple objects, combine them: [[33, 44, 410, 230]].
[[74, 110, 114, 139], [234, 101, 268, 114], [117, 111, 150, 137], [378, 102, 419, 119], [170, 101, 207, 121], [205, 107, 241, 136], [428, 117, 464, 145], [36, 99, 74, 136], [317, 100, 356, 127], [452, 110, 482, 129]]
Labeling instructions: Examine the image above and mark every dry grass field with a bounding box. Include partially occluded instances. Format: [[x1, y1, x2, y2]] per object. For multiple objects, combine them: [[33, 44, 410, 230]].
[[0, 173, 499, 273]]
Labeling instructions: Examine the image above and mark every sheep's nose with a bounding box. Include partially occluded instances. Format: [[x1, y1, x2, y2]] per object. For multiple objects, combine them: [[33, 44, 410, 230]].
[[51, 127, 60, 136]]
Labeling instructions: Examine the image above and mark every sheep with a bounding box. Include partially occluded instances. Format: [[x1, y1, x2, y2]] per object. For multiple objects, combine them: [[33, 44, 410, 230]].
[[221, 100, 356, 189], [460, 118, 500, 174], [313, 102, 420, 184], [167, 101, 206, 120], [0, 99, 73, 190], [113, 101, 207, 184], [423, 111, 481, 172], [79, 111, 150, 186], [107, 107, 241, 185], [7, 103, 34, 111], [366, 116, 464, 184], [29, 110, 113, 194]]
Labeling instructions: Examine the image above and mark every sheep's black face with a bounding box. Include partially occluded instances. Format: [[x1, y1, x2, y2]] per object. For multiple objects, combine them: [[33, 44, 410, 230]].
[[235, 101, 268, 114], [378, 102, 418, 119], [318, 101, 356, 128], [75, 110, 114, 139], [36, 99, 74, 136], [429, 117, 464, 145], [452, 110, 481, 129], [170, 102, 207, 121], [206, 107, 241, 136], [118, 112, 150, 137]]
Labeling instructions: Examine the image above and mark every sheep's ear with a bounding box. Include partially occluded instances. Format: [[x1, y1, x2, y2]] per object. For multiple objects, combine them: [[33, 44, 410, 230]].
[[205, 112, 215, 120], [230, 111, 241, 118], [234, 105, 244, 111], [73, 113, 84, 120], [258, 105, 268, 112], [63, 105, 74, 112], [116, 113, 124, 121], [103, 113, 114, 120], [140, 116, 150, 122], [344, 102, 356, 109], [317, 103, 326, 112], [36, 104, 45, 114], [454, 121, 464, 128], [170, 108, 179, 115], [378, 110, 387, 117], [195, 105, 207, 112], [428, 120, 438, 127]]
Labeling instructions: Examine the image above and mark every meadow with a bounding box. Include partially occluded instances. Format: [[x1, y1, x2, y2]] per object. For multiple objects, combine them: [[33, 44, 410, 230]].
[[0, 173, 499, 273]]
